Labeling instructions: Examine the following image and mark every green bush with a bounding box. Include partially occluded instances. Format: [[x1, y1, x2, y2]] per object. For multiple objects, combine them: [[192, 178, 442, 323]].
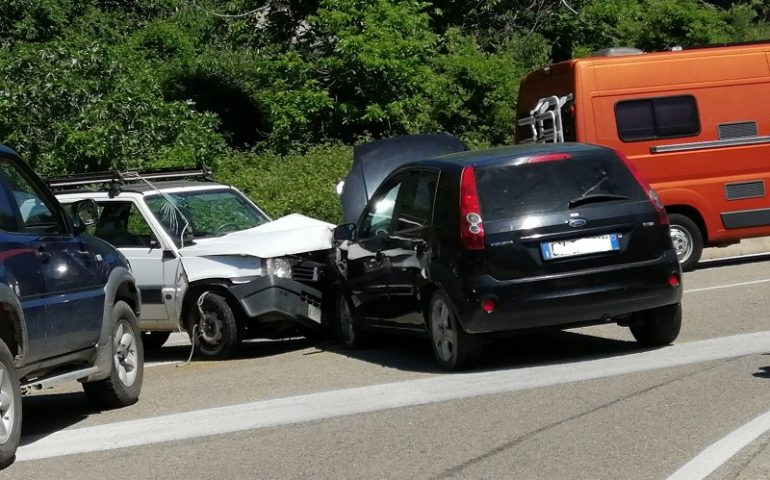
[[215, 144, 353, 224], [0, 0, 763, 224]]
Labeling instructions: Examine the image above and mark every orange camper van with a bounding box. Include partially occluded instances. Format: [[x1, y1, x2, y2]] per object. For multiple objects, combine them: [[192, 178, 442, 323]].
[[516, 41, 770, 271]]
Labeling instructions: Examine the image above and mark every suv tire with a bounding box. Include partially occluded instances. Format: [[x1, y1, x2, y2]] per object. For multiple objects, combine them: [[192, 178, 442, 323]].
[[189, 293, 239, 359], [428, 290, 481, 371], [630, 303, 682, 347], [83, 301, 144, 409], [0, 339, 20, 470]]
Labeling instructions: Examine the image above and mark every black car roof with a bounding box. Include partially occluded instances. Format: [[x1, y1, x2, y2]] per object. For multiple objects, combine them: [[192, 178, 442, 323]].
[[409, 142, 615, 171]]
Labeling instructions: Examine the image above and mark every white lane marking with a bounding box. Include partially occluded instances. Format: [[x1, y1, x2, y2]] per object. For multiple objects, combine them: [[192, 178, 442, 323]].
[[16, 330, 770, 462], [146, 361, 181, 368], [685, 278, 770, 294], [667, 409, 770, 480]]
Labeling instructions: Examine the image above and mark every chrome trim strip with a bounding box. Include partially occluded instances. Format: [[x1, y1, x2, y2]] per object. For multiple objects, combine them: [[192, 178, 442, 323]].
[[651, 136, 770, 154]]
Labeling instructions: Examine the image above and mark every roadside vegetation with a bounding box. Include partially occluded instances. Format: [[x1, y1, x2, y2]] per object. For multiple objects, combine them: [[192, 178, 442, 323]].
[[0, 0, 767, 222]]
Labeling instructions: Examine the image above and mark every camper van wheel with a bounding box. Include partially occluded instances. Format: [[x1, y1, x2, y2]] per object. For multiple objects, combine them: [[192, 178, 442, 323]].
[[668, 213, 703, 272]]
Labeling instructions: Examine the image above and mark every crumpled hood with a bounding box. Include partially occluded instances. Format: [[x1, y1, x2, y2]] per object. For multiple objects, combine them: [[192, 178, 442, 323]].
[[180, 213, 335, 259]]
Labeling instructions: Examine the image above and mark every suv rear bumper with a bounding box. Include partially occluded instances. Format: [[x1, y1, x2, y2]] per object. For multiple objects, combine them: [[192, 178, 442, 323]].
[[458, 253, 682, 334], [228, 276, 324, 331]]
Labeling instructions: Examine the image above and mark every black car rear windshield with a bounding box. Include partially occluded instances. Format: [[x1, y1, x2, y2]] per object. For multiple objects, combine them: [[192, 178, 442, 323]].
[[476, 151, 647, 222]]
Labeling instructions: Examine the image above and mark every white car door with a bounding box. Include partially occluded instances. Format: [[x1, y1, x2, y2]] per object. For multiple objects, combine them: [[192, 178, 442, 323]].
[[93, 199, 187, 330]]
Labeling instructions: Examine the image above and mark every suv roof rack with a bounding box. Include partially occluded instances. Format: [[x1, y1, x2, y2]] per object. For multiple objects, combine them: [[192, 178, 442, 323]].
[[46, 166, 213, 195]]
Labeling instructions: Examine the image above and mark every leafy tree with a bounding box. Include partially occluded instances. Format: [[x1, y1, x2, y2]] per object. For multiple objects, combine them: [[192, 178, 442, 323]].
[[0, 0, 765, 220], [0, 39, 226, 174]]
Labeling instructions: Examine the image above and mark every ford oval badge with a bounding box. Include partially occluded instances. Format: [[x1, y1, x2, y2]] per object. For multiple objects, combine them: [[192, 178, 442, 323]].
[[569, 218, 587, 228]]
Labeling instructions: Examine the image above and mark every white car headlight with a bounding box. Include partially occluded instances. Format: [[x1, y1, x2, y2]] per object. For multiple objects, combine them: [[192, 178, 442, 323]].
[[266, 257, 292, 279]]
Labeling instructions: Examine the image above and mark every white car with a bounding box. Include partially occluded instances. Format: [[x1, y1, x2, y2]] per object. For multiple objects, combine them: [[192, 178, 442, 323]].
[[52, 168, 334, 359]]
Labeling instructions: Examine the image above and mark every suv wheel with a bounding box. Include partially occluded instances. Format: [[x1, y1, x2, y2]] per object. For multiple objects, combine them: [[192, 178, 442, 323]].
[[83, 301, 144, 409], [668, 213, 703, 272], [336, 293, 367, 349], [630, 303, 682, 347], [0, 339, 20, 470], [140, 331, 171, 351], [428, 291, 481, 371], [190, 293, 239, 359]]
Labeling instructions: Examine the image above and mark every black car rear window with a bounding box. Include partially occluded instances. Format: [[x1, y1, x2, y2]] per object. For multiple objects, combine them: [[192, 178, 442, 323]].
[[476, 151, 647, 222]]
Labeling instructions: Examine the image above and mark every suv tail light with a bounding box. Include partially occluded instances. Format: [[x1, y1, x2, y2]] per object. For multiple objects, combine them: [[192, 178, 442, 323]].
[[614, 149, 668, 225], [459, 166, 485, 250]]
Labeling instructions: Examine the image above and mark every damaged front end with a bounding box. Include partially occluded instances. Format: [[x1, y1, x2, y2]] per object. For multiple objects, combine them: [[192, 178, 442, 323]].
[[179, 214, 336, 339]]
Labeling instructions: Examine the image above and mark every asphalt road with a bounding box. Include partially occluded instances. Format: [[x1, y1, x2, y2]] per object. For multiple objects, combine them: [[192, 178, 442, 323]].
[[9, 253, 770, 480]]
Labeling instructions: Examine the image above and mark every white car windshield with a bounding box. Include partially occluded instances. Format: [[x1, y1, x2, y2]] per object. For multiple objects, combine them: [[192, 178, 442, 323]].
[[145, 188, 270, 240]]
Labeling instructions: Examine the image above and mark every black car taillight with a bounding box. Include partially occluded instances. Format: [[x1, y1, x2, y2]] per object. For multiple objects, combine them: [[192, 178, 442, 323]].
[[615, 149, 669, 225], [526, 152, 570, 164], [459, 166, 485, 250]]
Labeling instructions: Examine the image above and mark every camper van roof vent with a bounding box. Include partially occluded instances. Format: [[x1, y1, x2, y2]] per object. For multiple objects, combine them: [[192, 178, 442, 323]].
[[592, 47, 644, 57]]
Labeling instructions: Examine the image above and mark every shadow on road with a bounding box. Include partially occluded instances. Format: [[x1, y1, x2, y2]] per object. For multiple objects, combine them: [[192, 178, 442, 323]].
[[753, 354, 770, 379], [318, 328, 660, 374], [19, 392, 94, 447], [144, 337, 318, 364]]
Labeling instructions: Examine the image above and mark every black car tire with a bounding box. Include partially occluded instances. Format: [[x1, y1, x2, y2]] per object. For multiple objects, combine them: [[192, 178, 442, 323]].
[[428, 290, 481, 371], [630, 303, 682, 347], [140, 331, 171, 351], [0, 339, 21, 470], [668, 213, 703, 272], [83, 301, 144, 409], [336, 292, 368, 349], [189, 292, 239, 359]]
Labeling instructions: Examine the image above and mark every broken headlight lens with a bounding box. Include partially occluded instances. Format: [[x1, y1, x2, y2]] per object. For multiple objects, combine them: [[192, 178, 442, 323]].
[[266, 257, 292, 278]]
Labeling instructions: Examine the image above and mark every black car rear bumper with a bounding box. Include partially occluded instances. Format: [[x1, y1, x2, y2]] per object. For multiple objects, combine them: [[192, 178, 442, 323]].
[[457, 252, 682, 334], [228, 276, 324, 331]]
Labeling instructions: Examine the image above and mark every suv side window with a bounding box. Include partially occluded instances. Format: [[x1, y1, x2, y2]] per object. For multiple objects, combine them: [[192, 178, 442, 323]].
[[394, 170, 438, 232], [358, 176, 404, 239], [0, 173, 21, 233], [93, 201, 158, 248], [0, 160, 63, 235]]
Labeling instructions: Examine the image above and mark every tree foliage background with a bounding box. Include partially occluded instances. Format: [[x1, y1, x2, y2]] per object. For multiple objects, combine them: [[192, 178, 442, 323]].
[[0, 0, 766, 221]]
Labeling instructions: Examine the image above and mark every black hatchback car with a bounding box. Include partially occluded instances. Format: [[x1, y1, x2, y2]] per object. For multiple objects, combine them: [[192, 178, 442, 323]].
[[333, 141, 682, 370]]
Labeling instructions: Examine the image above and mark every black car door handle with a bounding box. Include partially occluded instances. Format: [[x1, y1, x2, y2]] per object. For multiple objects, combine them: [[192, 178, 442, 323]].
[[37, 245, 51, 263], [374, 250, 385, 262]]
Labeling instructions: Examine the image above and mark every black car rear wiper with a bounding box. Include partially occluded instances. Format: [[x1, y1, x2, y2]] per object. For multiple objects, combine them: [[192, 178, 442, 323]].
[[568, 193, 629, 208]]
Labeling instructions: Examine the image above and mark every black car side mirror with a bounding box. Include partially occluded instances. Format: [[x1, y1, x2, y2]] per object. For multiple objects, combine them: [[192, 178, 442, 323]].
[[334, 223, 356, 242], [70, 199, 99, 233]]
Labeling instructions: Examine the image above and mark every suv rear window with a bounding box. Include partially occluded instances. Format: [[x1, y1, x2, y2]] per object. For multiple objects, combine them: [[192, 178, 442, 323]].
[[476, 151, 646, 222]]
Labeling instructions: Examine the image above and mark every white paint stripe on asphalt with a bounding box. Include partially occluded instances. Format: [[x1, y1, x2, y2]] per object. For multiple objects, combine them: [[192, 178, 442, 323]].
[[685, 278, 770, 294], [16, 330, 770, 462], [145, 361, 182, 368], [667, 409, 770, 480]]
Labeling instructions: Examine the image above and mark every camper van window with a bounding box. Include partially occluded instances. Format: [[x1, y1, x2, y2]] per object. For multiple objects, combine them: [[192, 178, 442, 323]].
[[615, 95, 699, 142]]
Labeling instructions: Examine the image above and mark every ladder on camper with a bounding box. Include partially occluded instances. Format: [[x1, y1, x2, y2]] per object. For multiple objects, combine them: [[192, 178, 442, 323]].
[[517, 94, 572, 144]]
